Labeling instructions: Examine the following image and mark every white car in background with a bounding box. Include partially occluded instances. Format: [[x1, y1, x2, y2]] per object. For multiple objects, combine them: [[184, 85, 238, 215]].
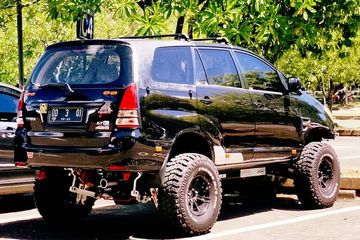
[[0, 83, 34, 196]]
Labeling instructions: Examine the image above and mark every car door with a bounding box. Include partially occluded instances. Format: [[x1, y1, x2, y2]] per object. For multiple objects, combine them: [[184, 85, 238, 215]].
[[196, 48, 255, 163], [138, 45, 198, 159], [234, 51, 302, 160], [0, 90, 19, 167]]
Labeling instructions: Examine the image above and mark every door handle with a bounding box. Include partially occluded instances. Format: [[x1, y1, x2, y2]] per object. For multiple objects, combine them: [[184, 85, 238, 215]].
[[200, 96, 213, 105]]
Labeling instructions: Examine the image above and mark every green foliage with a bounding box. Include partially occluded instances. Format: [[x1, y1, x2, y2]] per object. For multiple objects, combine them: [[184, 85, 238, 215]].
[[0, 0, 359, 95], [276, 32, 360, 108], [134, 2, 168, 35], [47, 0, 102, 22]]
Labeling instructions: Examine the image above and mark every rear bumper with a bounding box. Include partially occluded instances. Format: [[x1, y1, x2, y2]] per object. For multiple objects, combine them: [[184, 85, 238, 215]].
[[23, 143, 165, 171], [16, 129, 167, 172]]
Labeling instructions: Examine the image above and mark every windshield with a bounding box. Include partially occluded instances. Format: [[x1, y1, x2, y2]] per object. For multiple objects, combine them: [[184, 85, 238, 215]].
[[30, 44, 132, 87]]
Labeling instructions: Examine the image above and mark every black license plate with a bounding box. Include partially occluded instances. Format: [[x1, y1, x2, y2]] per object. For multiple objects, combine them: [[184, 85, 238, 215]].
[[48, 107, 83, 123]]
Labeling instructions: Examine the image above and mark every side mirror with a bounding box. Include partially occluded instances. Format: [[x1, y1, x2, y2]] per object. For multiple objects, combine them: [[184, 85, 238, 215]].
[[288, 77, 301, 92]]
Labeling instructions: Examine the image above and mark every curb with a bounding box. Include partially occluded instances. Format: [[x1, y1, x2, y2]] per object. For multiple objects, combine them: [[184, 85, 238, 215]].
[[338, 190, 357, 200], [340, 176, 360, 191], [337, 129, 360, 136], [280, 175, 360, 199]]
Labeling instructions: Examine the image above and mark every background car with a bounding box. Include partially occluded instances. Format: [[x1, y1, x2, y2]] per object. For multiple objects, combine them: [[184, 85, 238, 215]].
[[0, 82, 34, 196]]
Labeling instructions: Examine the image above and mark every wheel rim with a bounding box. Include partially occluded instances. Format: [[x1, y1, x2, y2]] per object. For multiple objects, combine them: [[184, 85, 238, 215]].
[[318, 157, 334, 193], [187, 175, 211, 216]]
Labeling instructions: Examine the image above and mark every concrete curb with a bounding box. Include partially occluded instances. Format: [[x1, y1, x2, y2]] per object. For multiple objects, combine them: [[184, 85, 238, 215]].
[[338, 190, 357, 200], [337, 129, 360, 136], [340, 176, 360, 191], [280, 174, 360, 199]]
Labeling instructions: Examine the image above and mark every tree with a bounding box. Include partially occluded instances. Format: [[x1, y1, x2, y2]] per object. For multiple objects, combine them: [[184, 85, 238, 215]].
[[276, 32, 360, 110], [1, 0, 359, 95]]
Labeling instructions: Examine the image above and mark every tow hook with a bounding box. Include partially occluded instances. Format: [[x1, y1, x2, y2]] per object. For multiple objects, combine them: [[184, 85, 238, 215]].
[[131, 172, 143, 201]]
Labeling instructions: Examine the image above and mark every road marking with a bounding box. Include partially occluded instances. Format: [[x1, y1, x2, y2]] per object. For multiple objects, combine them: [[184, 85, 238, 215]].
[[129, 205, 360, 240], [340, 156, 360, 160], [0, 209, 41, 224], [195, 205, 360, 240], [0, 200, 114, 224]]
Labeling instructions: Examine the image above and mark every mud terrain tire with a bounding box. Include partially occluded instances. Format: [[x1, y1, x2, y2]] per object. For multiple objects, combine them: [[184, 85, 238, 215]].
[[294, 142, 340, 209], [159, 153, 222, 235]]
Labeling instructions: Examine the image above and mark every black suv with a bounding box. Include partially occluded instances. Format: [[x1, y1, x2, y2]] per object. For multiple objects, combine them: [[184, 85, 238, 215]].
[[15, 34, 339, 235]]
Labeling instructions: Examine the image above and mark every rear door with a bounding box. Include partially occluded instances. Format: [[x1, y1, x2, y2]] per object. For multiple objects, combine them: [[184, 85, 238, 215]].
[[234, 51, 302, 160], [24, 43, 133, 148], [196, 48, 255, 163], [137, 46, 198, 155]]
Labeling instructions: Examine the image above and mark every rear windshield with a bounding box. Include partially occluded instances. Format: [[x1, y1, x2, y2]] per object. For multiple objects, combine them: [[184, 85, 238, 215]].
[[30, 44, 132, 87]]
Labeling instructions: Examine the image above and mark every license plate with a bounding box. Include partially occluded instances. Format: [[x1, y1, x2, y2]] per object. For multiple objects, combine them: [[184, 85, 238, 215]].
[[48, 107, 83, 123]]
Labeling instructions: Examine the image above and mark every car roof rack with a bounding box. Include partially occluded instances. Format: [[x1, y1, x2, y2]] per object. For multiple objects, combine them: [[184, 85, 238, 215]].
[[118, 33, 190, 41], [191, 37, 230, 45]]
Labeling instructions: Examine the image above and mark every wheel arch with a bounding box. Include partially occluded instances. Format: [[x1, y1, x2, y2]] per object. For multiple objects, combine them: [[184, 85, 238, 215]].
[[167, 129, 214, 162], [303, 125, 335, 144]]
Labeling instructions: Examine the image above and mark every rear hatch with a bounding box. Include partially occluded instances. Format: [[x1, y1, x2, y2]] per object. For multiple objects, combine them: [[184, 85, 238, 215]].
[[22, 41, 133, 148]]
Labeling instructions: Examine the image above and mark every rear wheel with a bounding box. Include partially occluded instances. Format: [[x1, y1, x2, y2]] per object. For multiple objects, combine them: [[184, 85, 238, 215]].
[[294, 142, 340, 209], [159, 153, 222, 235], [34, 168, 94, 223]]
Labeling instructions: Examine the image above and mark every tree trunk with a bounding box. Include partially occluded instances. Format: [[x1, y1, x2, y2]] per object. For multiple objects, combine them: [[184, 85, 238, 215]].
[[344, 83, 349, 105], [326, 79, 335, 111], [175, 16, 184, 34]]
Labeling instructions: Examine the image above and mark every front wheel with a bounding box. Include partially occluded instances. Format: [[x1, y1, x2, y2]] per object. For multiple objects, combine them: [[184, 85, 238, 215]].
[[294, 142, 340, 209], [158, 153, 222, 235]]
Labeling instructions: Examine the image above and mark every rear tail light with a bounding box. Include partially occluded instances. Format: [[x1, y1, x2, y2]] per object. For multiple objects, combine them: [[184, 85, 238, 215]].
[[116, 83, 139, 129], [17, 91, 24, 128]]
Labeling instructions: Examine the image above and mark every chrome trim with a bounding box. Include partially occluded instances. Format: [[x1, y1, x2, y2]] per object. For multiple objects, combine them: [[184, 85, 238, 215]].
[[35, 110, 44, 123], [27, 132, 64, 137]]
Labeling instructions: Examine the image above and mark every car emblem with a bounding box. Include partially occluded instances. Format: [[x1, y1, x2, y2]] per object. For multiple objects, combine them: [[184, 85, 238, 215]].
[[39, 103, 48, 114]]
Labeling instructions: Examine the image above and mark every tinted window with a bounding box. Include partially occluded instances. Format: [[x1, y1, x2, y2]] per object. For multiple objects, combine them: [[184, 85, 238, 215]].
[[194, 50, 207, 85], [31, 45, 132, 86], [0, 93, 18, 113], [151, 47, 193, 84], [235, 52, 282, 92], [198, 49, 240, 87]]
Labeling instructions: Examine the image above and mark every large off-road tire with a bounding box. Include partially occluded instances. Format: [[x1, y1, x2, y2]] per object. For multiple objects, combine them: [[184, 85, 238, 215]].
[[34, 169, 94, 223], [158, 153, 222, 235], [294, 142, 340, 209]]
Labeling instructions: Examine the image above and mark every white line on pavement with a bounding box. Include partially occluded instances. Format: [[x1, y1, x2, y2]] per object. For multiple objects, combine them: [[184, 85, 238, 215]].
[[197, 205, 360, 240], [0, 200, 114, 225], [340, 156, 360, 160]]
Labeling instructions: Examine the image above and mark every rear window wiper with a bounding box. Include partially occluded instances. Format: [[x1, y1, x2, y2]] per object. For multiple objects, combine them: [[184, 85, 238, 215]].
[[39, 82, 74, 93]]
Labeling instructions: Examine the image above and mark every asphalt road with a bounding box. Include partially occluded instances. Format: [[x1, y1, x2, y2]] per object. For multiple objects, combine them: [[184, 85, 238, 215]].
[[0, 195, 359, 240], [328, 136, 360, 171]]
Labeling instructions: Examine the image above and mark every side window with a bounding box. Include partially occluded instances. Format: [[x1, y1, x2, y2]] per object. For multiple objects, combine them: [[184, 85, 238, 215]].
[[235, 52, 282, 92], [198, 49, 241, 87], [194, 50, 207, 85], [0, 93, 18, 113], [151, 47, 193, 84]]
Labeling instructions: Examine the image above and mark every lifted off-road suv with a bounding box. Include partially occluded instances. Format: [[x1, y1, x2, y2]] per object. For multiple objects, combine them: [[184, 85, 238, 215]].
[[15, 34, 340, 235]]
